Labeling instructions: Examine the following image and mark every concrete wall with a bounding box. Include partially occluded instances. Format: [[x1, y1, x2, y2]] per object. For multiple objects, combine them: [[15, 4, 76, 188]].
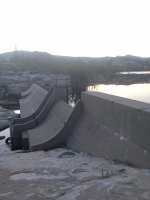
[[67, 92, 150, 169]]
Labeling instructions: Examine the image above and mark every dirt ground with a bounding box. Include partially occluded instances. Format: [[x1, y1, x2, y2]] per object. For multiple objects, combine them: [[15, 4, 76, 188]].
[[0, 129, 150, 200]]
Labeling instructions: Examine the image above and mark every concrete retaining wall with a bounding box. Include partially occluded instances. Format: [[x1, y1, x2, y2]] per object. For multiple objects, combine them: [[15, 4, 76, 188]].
[[67, 92, 150, 169]]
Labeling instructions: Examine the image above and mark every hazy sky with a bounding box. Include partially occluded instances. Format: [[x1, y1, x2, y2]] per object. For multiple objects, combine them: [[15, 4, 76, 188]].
[[0, 0, 150, 57]]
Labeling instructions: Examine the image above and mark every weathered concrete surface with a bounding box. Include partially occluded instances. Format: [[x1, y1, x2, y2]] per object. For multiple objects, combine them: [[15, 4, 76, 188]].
[[20, 84, 48, 118], [27, 100, 82, 151], [0, 129, 150, 200], [9, 84, 48, 150], [10, 84, 69, 150], [20, 84, 33, 98], [28, 100, 72, 151], [67, 92, 150, 169]]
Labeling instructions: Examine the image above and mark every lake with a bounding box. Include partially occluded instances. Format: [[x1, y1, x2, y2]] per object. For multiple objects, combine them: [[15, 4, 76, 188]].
[[87, 83, 150, 104], [119, 71, 150, 75]]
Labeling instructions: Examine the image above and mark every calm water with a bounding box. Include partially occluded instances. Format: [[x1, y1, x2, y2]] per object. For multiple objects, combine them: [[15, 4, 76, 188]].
[[120, 71, 150, 75], [87, 83, 150, 104]]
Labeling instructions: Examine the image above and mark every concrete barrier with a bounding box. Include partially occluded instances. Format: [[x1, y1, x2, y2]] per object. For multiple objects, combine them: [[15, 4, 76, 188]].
[[67, 92, 150, 169]]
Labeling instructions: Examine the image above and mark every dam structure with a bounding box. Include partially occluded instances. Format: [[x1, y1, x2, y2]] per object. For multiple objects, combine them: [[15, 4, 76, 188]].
[[8, 84, 150, 169], [9, 84, 82, 151]]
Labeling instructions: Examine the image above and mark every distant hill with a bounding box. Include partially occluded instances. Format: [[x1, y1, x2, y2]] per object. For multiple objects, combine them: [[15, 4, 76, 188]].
[[0, 51, 150, 71], [0, 51, 150, 82]]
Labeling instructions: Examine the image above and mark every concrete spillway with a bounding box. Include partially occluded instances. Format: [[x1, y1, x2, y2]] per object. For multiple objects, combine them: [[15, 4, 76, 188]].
[[9, 84, 82, 151], [26, 100, 82, 151], [10, 84, 57, 150], [19, 84, 48, 118], [28, 100, 73, 151]]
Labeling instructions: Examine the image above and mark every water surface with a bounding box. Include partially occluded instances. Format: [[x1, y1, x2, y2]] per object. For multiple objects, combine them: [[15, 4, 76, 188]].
[[120, 71, 150, 74], [87, 83, 150, 104]]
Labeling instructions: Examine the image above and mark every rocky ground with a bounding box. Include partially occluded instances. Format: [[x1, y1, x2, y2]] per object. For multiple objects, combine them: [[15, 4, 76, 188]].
[[0, 129, 150, 200], [0, 71, 57, 108]]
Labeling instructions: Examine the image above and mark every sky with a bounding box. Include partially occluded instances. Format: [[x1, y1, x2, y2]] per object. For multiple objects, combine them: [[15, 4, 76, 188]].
[[0, 0, 150, 57]]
